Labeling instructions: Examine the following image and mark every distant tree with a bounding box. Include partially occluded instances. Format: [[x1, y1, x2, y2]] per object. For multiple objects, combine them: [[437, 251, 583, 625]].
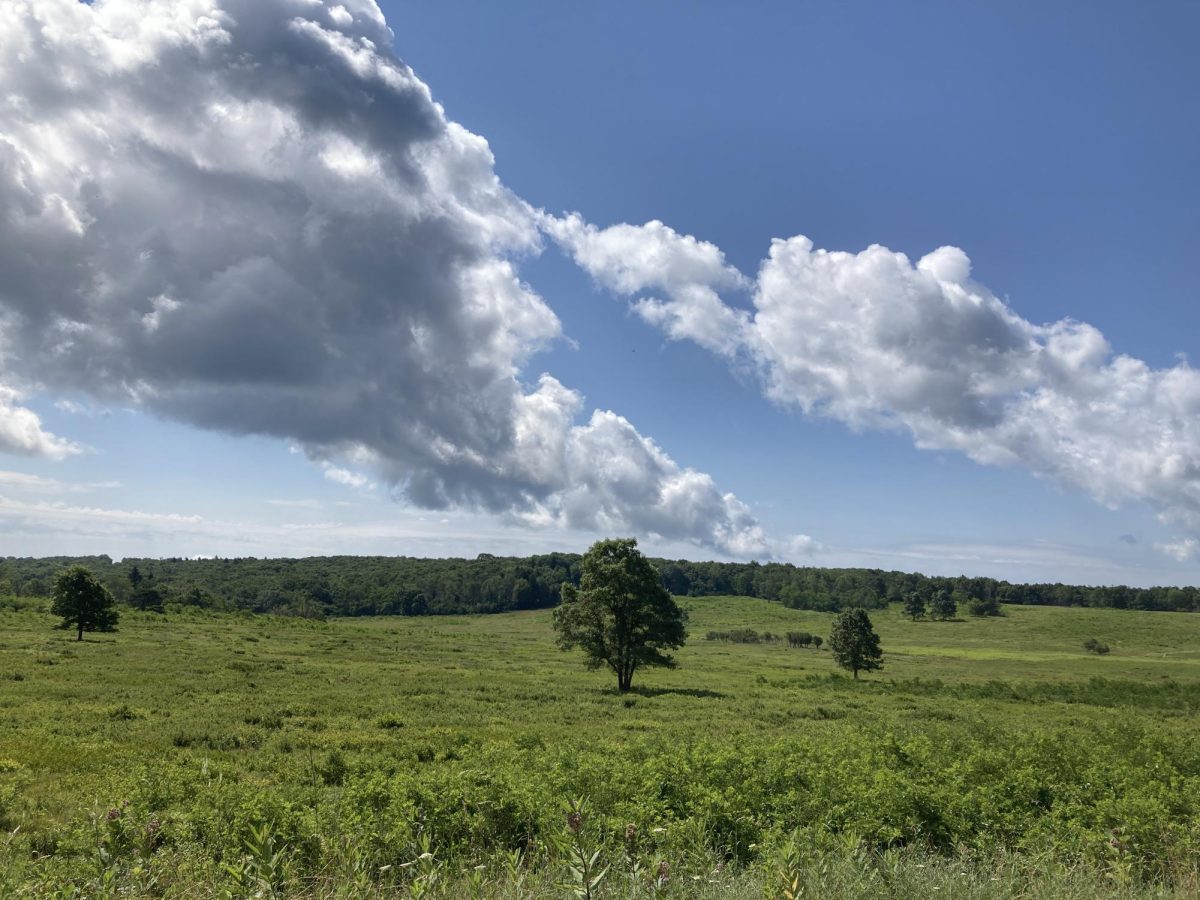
[[401, 592, 428, 616], [829, 608, 882, 679], [128, 565, 143, 590], [965, 594, 1002, 617], [51, 567, 119, 641], [930, 590, 957, 621], [812, 635, 823, 649], [903, 593, 926, 621], [182, 587, 208, 607], [553, 538, 687, 692], [131, 586, 166, 613], [1083, 638, 1111, 655]]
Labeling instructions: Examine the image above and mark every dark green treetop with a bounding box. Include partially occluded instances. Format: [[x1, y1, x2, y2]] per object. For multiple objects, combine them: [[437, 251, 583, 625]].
[[930, 589, 958, 621], [51, 566, 119, 641], [829, 607, 882, 679], [552, 538, 687, 692], [903, 592, 926, 621]]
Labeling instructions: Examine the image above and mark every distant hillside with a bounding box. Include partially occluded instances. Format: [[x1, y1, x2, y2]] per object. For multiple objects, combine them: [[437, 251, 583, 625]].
[[3, 554, 1198, 618]]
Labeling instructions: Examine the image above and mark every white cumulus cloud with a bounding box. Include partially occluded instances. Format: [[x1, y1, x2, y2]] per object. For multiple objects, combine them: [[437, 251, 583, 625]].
[[551, 215, 1200, 538], [0, 0, 775, 558], [0, 386, 80, 459]]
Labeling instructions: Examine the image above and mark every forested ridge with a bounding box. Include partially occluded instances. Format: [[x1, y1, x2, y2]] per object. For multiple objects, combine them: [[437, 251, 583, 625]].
[[3, 554, 1198, 617]]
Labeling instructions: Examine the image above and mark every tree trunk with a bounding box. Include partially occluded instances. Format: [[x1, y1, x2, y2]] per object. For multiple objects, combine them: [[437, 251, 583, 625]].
[[852, 667, 859, 680], [77, 621, 83, 641], [617, 665, 634, 692]]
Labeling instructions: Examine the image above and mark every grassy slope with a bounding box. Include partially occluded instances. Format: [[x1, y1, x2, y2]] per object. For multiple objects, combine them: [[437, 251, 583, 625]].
[[1, 597, 1199, 896]]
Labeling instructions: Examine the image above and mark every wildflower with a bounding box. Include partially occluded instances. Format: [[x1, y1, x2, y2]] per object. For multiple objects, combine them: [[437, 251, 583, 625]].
[[566, 811, 583, 834], [624, 823, 637, 843], [106, 808, 121, 822], [656, 860, 670, 882]]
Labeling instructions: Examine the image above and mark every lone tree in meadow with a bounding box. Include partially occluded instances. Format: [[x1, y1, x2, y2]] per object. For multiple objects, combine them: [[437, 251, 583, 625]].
[[51, 566, 119, 641], [553, 537, 687, 692], [829, 608, 882, 679], [903, 592, 926, 621], [930, 589, 957, 621]]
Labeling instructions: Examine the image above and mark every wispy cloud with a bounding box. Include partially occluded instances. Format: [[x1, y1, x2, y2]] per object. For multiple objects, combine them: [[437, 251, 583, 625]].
[[53, 399, 111, 418], [1156, 538, 1199, 562], [321, 463, 374, 492], [834, 539, 1160, 585], [0, 471, 119, 493], [0, 494, 592, 559]]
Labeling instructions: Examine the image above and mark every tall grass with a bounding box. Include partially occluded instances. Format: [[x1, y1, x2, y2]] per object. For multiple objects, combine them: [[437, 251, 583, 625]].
[[2, 598, 1200, 896]]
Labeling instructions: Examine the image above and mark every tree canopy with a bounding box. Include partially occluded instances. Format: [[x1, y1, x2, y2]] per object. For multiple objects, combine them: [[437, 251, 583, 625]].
[[50, 566, 118, 641], [829, 608, 882, 679], [552, 538, 687, 692], [930, 590, 958, 621], [903, 592, 926, 621], [4, 554, 1200, 619]]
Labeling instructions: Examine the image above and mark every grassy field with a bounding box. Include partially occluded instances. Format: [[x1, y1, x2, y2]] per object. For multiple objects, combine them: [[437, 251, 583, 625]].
[[2, 596, 1200, 897]]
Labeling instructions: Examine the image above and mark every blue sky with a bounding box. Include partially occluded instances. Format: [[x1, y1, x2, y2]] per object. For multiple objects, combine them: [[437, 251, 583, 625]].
[[1, 0, 1198, 585]]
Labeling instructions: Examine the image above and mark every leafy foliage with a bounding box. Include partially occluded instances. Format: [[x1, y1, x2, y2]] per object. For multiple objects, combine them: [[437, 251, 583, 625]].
[[49, 567, 118, 640], [903, 593, 926, 621], [553, 538, 687, 692], [5, 554, 1200, 619], [130, 587, 165, 613], [829, 609, 882, 679], [930, 590, 958, 621]]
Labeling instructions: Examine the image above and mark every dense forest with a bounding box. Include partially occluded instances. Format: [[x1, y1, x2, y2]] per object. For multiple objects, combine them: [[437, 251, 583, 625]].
[[3, 554, 1199, 618]]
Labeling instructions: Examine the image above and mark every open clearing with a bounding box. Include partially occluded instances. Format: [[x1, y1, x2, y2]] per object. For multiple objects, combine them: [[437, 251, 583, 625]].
[[2, 597, 1199, 897]]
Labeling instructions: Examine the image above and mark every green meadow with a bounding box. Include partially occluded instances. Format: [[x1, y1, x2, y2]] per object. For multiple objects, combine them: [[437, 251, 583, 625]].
[[2, 596, 1200, 897]]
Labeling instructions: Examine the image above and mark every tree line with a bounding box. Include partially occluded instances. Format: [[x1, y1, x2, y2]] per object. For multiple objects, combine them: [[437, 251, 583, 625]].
[[2, 553, 1198, 618]]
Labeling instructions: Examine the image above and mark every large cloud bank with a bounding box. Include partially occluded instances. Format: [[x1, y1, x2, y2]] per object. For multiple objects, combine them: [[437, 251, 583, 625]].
[[549, 214, 1200, 543], [0, 0, 779, 556]]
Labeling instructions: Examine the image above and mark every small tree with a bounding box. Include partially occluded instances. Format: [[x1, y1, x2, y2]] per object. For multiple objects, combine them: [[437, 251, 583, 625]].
[[930, 589, 957, 621], [51, 566, 118, 641], [131, 586, 166, 613], [902, 593, 926, 621], [812, 635, 823, 650], [553, 538, 687, 692], [829, 608, 882, 679], [965, 594, 1001, 616]]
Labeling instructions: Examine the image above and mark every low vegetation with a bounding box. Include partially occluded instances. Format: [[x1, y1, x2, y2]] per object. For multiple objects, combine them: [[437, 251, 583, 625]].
[[1, 592, 1199, 896]]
